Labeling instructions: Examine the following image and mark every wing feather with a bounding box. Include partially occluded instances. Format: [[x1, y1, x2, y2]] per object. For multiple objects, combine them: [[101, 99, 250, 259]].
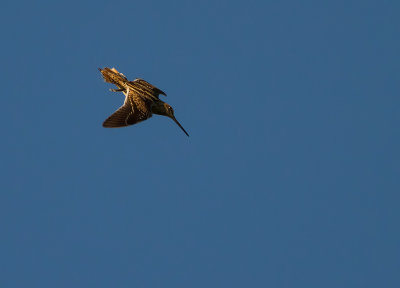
[[102, 95, 152, 128], [130, 78, 166, 98]]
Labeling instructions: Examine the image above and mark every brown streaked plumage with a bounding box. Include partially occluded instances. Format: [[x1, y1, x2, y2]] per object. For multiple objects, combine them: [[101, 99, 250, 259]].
[[98, 67, 189, 136]]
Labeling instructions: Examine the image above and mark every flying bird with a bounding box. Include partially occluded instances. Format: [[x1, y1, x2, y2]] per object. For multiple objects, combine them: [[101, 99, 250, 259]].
[[98, 67, 189, 136]]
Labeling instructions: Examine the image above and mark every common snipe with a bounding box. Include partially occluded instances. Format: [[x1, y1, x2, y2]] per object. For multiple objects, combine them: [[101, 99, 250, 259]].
[[99, 67, 189, 136]]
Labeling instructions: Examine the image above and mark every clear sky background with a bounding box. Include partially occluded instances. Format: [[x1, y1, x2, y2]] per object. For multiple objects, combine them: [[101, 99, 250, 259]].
[[1, 0, 399, 287]]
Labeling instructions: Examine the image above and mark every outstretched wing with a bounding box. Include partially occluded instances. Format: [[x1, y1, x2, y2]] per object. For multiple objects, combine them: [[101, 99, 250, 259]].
[[129, 78, 166, 99], [102, 94, 152, 128]]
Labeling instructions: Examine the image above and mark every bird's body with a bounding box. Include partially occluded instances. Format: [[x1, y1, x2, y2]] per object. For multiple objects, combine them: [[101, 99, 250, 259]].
[[98, 67, 189, 136]]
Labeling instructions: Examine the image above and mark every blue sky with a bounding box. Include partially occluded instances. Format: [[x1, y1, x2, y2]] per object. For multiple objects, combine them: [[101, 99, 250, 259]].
[[1, 0, 399, 287]]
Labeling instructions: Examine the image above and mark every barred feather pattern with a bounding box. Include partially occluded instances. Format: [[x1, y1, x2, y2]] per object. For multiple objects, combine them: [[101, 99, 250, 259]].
[[99, 67, 188, 134]]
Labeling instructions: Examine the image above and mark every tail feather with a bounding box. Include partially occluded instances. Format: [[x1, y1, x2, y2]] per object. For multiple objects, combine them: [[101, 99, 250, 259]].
[[99, 67, 127, 88]]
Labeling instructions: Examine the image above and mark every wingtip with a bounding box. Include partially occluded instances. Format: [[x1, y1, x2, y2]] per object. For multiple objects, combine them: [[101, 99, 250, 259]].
[[102, 122, 116, 128]]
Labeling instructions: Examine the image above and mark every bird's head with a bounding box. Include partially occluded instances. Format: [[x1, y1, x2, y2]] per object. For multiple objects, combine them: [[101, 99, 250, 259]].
[[164, 103, 189, 137], [164, 103, 175, 118]]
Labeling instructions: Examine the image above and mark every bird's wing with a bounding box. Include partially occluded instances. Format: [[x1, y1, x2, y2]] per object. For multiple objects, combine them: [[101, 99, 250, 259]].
[[102, 94, 152, 128], [129, 78, 167, 99]]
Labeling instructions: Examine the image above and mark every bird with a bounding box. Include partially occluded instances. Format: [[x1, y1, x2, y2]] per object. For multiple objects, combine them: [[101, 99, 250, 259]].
[[98, 67, 189, 137]]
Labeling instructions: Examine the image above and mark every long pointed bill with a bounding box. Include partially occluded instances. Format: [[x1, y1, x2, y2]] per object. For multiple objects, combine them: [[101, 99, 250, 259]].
[[172, 117, 189, 137]]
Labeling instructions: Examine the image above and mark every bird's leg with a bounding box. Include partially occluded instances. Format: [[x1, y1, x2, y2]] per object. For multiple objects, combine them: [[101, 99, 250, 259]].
[[109, 88, 125, 92]]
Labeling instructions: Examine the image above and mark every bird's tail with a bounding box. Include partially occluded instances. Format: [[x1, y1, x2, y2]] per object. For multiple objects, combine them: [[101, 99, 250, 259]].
[[98, 67, 127, 88]]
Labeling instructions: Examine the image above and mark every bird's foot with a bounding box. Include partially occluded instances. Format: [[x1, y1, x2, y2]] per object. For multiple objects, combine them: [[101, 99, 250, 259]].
[[109, 88, 125, 92]]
